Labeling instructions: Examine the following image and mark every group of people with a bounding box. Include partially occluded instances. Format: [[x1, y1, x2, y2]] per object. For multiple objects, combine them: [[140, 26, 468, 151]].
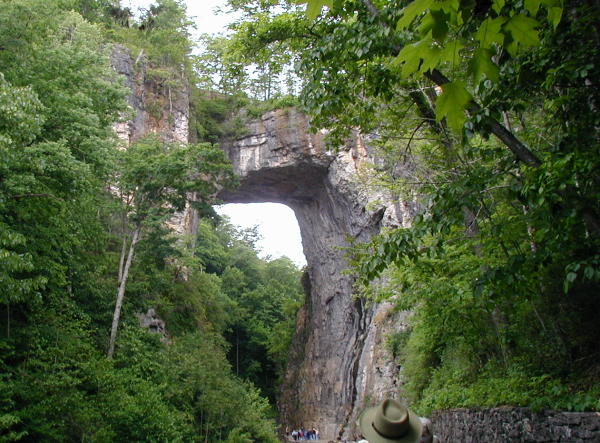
[[286, 399, 437, 443], [289, 427, 320, 441]]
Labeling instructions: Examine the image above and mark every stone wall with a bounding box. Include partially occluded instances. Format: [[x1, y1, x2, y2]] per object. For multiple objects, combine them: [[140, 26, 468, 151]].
[[431, 408, 600, 442]]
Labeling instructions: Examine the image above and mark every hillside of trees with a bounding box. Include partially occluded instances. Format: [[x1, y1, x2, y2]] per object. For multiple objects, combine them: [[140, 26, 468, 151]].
[[1, 0, 599, 441], [0, 1, 303, 441]]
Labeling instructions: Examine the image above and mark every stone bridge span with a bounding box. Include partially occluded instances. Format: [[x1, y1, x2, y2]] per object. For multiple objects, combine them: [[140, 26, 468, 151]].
[[219, 108, 412, 440]]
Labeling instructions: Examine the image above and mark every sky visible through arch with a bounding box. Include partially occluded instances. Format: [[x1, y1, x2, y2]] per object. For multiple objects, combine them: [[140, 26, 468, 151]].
[[125, 0, 307, 267], [216, 203, 306, 267]]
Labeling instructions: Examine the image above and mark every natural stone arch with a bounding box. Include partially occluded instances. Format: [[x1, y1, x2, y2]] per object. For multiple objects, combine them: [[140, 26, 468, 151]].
[[110, 45, 412, 439], [219, 108, 414, 439]]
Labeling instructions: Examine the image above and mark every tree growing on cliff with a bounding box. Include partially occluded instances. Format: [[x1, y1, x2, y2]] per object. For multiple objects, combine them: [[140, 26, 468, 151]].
[[0, 0, 126, 321], [107, 135, 235, 357], [0, 1, 289, 439]]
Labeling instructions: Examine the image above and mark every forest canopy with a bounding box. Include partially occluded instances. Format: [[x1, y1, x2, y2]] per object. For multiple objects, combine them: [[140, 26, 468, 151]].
[[0, 0, 303, 441]]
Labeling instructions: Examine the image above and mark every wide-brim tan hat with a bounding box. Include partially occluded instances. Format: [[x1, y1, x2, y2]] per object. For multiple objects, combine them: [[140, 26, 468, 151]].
[[358, 399, 423, 443]]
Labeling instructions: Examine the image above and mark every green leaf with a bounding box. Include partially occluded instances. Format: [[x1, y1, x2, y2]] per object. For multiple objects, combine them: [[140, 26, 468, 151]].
[[475, 17, 506, 49], [306, 1, 321, 19], [430, 0, 460, 15], [492, 0, 505, 14], [395, 39, 429, 77], [439, 39, 465, 66], [540, 0, 563, 28], [295, 0, 333, 20], [524, 0, 542, 16], [503, 14, 540, 56], [435, 80, 472, 132], [468, 48, 499, 83], [396, 43, 421, 77], [419, 10, 450, 41], [547, 6, 563, 29], [419, 44, 442, 73], [564, 271, 577, 292], [397, 0, 434, 30], [395, 38, 443, 76]]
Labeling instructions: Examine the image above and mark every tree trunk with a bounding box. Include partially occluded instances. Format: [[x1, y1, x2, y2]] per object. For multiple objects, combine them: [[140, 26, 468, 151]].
[[118, 208, 129, 284], [107, 225, 141, 358], [118, 234, 128, 285]]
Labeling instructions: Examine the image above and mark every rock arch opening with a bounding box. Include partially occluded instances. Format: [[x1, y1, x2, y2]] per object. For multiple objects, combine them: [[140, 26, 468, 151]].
[[215, 202, 306, 267], [111, 42, 406, 440], [217, 109, 408, 440]]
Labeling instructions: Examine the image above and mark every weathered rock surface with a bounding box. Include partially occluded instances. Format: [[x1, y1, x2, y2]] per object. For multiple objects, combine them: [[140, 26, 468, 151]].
[[110, 45, 198, 237], [219, 108, 413, 439], [431, 408, 600, 442], [110, 45, 189, 146], [136, 308, 167, 339]]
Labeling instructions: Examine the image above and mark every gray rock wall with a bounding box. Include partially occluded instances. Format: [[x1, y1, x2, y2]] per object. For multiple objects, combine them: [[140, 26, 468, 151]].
[[110, 45, 196, 238], [110, 45, 189, 146], [113, 46, 412, 432], [219, 109, 414, 440], [431, 408, 600, 442], [111, 44, 412, 438]]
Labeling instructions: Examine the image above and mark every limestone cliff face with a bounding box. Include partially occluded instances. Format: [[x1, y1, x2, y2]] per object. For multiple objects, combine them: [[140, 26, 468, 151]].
[[220, 108, 416, 440], [110, 45, 198, 237], [111, 45, 189, 145]]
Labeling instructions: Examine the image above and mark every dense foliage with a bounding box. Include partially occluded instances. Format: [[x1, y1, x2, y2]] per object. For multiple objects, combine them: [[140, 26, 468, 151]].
[[0, 0, 303, 440], [3, 0, 598, 440], [215, 0, 600, 414]]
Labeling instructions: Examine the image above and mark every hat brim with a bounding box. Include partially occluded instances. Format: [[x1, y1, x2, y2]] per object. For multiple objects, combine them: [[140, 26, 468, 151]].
[[358, 405, 423, 443]]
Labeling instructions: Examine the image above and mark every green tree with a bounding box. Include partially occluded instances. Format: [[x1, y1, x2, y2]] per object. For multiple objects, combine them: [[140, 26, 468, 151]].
[[0, 1, 286, 440], [0, 0, 126, 314], [219, 0, 600, 412], [107, 135, 234, 357]]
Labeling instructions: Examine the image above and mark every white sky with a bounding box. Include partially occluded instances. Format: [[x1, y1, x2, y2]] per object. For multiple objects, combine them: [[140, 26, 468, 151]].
[[216, 203, 306, 267], [124, 0, 307, 267], [123, 0, 238, 36]]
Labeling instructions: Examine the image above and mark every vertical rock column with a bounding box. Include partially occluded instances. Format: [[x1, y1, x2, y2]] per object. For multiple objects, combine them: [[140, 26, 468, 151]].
[[110, 45, 197, 238], [280, 180, 380, 439]]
